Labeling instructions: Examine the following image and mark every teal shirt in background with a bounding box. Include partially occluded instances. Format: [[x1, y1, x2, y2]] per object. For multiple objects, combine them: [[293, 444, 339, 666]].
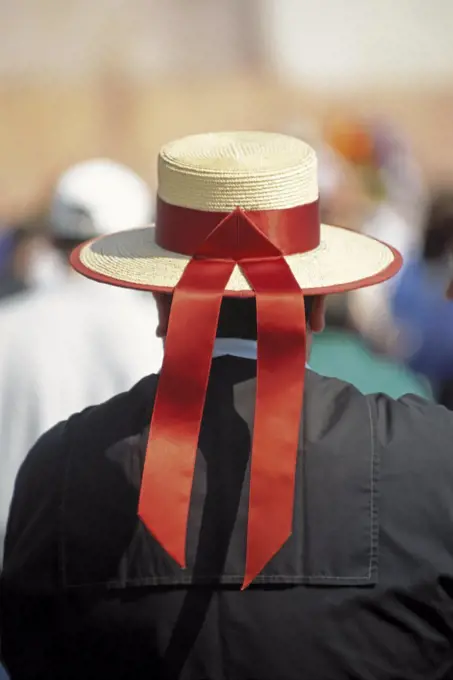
[[310, 328, 432, 400]]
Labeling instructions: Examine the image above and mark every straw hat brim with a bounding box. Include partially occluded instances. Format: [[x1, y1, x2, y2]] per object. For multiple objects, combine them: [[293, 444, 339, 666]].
[[71, 223, 402, 296]]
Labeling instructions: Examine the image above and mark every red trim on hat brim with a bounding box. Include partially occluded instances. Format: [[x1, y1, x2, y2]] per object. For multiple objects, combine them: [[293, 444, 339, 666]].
[[69, 233, 403, 298]]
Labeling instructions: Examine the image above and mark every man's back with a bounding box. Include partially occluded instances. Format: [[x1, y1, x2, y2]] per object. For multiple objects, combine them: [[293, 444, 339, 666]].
[[2, 356, 453, 680]]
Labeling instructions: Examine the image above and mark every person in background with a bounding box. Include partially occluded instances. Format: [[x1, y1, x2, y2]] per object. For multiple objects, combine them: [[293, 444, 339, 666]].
[[309, 321, 432, 400], [19, 212, 68, 291], [390, 191, 453, 407], [324, 118, 425, 354], [0, 158, 163, 565], [0, 224, 63, 680], [372, 120, 425, 234], [289, 125, 430, 400], [0, 228, 21, 301], [0, 225, 44, 301]]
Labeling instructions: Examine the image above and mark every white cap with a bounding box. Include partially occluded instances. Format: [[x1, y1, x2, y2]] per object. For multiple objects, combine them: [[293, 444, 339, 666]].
[[50, 159, 153, 240]]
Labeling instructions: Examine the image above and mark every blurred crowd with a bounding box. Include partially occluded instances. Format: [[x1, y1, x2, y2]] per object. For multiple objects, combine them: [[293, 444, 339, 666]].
[[312, 116, 453, 403], [0, 159, 164, 568], [1, 115, 453, 574]]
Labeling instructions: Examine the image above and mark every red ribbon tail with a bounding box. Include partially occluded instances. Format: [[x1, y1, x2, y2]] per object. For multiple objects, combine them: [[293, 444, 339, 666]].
[[139, 207, 306, 583], [241, 257, 306, 589], [138, 257, 234, 567]]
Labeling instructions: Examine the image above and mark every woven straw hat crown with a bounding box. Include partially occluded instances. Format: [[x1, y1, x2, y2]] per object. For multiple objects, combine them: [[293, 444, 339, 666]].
[[72, 130, 400, 295], [157, 131, 319, 212]]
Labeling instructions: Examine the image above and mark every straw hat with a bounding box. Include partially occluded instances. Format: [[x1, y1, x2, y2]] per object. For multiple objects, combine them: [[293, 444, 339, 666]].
[[70, 131, 403, 588], [71, 131, 401, 295]]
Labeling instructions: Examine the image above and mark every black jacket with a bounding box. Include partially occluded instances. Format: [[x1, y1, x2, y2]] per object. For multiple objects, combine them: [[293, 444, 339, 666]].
[[2, 356, 453, 679]]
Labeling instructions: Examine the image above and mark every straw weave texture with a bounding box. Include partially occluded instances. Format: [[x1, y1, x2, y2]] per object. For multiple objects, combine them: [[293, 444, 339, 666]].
[[158, 131, 318, 211]]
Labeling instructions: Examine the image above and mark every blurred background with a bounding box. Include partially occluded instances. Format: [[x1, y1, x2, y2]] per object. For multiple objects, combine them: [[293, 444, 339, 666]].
[[2, 0, 453, 415], [1, 0, 452, 216], [2, 3, 453, 603], [2, 0, 453, 433], [1, 2, 453, 673]]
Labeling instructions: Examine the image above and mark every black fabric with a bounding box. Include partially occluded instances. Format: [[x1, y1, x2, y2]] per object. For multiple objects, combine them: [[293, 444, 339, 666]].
[[2, 358, 453, 679], [438, 378, 453, 411]]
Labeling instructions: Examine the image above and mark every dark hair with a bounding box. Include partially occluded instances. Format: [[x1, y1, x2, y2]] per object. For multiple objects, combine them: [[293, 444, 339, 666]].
[[9, 207, 87, 263], [216, 296, 315, 339], [422, 191, 453, 262], [52, 237, 85, 260], [158, 293, 315, 340]]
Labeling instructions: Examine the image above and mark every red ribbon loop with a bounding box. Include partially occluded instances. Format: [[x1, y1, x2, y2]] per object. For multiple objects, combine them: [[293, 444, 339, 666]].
[[139, 209, 306, 587]]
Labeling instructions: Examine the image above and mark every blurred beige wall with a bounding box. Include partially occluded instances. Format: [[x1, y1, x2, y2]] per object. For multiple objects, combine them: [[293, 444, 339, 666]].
[[264, 0, 453, 90], [0, 0, 452, 221], [1, 0, 267, 82]]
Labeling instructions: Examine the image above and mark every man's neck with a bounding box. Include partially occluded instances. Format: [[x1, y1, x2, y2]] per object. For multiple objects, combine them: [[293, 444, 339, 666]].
[[162, 335, 312, 363]]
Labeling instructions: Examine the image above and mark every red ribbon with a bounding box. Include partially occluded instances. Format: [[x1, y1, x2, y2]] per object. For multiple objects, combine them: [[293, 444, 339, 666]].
[[155, 196, 320, 256], [138, 201, 315, 587]]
